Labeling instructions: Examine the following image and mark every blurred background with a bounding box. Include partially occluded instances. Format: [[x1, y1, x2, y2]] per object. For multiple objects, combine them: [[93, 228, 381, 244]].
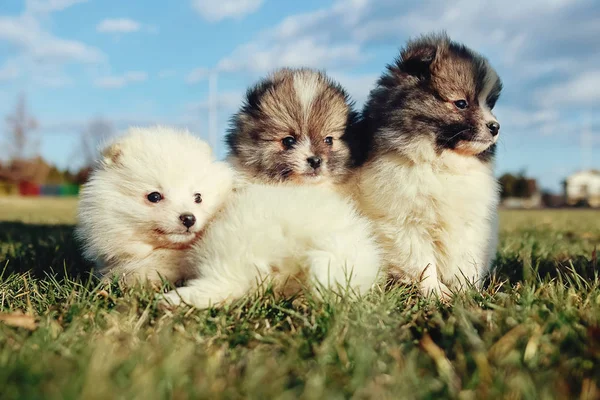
[[0, 0, 598, 208]]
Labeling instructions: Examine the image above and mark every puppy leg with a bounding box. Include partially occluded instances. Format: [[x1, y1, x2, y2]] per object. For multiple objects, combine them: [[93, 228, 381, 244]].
[[104, 248, 191, 288], [161, 277, 250, 309], [306, 231, 382, 297], [387, 230, 450, 301], [438, 214, 497, 292], [418, 263, 451, 301], [484, 211, 500, 275]]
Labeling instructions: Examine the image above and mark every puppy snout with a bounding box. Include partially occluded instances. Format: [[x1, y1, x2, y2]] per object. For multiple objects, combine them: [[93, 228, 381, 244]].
[[179, 213, 196, 228], [487, 121, 500, 136], [307, 156, 322, 169]]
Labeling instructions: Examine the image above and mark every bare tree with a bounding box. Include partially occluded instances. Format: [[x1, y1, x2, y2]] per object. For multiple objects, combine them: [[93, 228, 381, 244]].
[[80, 117, 116, 166], [5, 93, 38, 160]]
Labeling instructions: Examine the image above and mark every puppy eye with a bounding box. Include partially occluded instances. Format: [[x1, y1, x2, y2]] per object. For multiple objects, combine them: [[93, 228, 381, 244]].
[[454, 100, 468, 110], [282, 136, 296, 149], [147, 192, 162, 203], [324, 137, 333, 145], [194, 193, 202, 204]]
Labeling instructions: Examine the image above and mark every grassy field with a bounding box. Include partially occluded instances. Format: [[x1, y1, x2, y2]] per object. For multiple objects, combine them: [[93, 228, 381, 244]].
[[1, 198, 599, 399]]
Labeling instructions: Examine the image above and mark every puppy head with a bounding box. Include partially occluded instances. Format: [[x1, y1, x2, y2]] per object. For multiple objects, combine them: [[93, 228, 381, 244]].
[[366, 32, 502, 161], [90, 126, 233, 249], [226, 68, 359, 184]]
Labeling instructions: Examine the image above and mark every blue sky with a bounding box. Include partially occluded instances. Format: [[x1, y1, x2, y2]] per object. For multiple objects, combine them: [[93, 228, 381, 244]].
[[1, 0, 598, 192]]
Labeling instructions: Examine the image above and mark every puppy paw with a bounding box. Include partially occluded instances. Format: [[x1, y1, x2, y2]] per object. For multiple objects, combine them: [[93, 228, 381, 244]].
[[159, 286, 221, 310], [417, 264, 453, 303], [420, 280, 452, 303], [157, 290, 185, 311]]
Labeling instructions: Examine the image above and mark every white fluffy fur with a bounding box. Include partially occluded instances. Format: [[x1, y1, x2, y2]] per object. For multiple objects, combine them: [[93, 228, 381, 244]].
[[75, 126, 233, 285], [163, 183, 382, 309], [349, 144, 499, 299]]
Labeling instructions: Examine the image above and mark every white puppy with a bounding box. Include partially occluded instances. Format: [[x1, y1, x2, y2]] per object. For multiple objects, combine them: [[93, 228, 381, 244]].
[[75, 126, 233, 285], [162, 183, 382, 309]]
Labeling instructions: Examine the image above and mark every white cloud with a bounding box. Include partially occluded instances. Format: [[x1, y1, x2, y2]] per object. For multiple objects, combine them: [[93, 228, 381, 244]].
[[0, 10, 105, 88], [96, 18, 141, 33], [26, 0, 88, 13], [191, 0, 264, 22], [494, 106, 568, 136], [536, 71, 600, 108], [217, 38, 363, 74], [35, 37, 104, 63], [0, 14, 40, 46], [185, 91, 244, 112], [270, 0, 370, 41], [202, 0, 374, 76], [348, 0, 596, 81], [0, 13, 105, 65], [186, 67, 211, 84], [94, 71, 148, 89], [495, 106, 560, 129]]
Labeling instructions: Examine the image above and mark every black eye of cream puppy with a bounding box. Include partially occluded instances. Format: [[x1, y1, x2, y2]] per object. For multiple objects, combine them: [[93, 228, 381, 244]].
[[147, 192, 162, 203]]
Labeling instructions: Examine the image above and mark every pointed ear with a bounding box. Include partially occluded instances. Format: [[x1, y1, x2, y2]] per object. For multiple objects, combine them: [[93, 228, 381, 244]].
[[397, 42, 438, 79], [100, 142, 122, 167], [396, 33, 451, 79]]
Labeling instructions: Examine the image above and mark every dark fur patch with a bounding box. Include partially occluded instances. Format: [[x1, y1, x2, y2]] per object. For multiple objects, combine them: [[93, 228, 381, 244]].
[[354, 32, 503, 164], [486, 79, 503, 109]]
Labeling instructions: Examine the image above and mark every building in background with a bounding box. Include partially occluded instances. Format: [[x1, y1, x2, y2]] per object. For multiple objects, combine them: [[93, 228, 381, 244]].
[[565, 170, 600, 208]]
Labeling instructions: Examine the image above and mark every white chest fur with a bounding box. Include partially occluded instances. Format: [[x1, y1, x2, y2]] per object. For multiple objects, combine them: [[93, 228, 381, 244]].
[[352, 150, 499, 296]]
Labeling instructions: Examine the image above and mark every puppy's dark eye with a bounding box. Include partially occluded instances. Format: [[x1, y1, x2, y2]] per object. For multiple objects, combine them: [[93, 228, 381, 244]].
[[454, 100, 468, 110], [282, 136, 296, 149], [194, 193, 202, 204], [147, 192, 162, 203], [324, 137, 333, 145]]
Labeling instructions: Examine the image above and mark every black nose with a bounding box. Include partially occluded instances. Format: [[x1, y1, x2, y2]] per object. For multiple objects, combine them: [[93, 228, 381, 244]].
[[307, 156, 322, 169], [487, 121, 500, 136], [179, 213, 196, 228]]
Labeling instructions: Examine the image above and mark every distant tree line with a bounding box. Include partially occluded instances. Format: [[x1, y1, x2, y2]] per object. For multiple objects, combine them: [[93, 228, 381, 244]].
[[498, 171, 538, 199], [46, 165, 92, 186], [1, 93, 110, 187]]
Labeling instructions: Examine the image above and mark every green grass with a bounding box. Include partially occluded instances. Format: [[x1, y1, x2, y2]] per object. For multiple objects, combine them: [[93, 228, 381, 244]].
[[1, 201, 599, 399]]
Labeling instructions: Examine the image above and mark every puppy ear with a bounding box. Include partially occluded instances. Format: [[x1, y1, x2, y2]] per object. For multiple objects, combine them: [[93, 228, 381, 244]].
[[396, 33, 449, 79], [100, 142, 123, 168], [397, 43, 438, 80]]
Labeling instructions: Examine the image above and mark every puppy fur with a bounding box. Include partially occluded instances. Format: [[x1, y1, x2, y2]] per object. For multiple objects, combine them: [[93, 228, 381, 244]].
[[225, 68, 360, 187], [162, 183, 382, 309], [75, 126, 233, 285], [349, 33, 503, 299]]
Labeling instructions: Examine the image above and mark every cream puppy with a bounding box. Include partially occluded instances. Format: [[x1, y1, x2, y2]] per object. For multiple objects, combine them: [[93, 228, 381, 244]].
[[162, 183, 382, 309], [75, 126, 233, 286]]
